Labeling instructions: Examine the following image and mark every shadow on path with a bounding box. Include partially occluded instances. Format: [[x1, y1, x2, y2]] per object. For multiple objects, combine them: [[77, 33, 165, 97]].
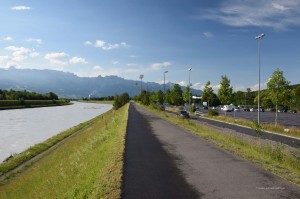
[[121, 104, 200, 199]]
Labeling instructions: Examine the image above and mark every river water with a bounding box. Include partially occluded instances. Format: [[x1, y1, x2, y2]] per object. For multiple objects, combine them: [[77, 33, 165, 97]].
[[0, 102, 112, 162]]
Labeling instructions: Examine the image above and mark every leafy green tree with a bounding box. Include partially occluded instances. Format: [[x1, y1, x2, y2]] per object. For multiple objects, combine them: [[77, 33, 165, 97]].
[[217, 75, 233, 105], [156, 90, 164, 105], [267, 68, 290, 125], [113, 92, 129, 110], [171, 84, 183, 105], [140, 90, 150, 106], [182, 86, 190, 104], [202, 81, 214, 107], [294, 85, 300, 111], [165, 89, 172, 104]]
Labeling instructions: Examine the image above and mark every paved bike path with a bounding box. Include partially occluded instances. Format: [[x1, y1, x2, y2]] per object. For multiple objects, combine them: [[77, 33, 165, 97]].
[[122, 103, 300, 199]]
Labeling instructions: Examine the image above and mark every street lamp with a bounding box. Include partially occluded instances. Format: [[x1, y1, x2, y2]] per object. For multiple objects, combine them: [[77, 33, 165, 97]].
[[188, 68, 192, 110], [164, 71, 168, 104], [255, 33, 265, 124], [139, 74, 144, 93]]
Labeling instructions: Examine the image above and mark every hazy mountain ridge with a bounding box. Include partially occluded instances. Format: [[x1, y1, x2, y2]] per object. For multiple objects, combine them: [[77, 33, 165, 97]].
[[0, 68, 202, 98]]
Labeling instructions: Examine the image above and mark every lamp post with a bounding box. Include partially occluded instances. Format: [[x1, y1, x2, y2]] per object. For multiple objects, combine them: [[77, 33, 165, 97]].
[[255, 33, 265, 124], [139, 74, 144, 94], [164, 71, 168, 104], [188, 67, 192, 110]]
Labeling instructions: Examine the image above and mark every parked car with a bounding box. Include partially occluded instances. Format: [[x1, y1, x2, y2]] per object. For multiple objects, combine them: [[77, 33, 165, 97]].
[[223, 104, 236, 112], [195, 110, 201, 116], [291, 109, 297, 113], [176, 110, 190, 118], [250, 108, 256, 112], [243, 108, 250, 112], [278, 109, 287, 113], [234, 107, 240, 112]]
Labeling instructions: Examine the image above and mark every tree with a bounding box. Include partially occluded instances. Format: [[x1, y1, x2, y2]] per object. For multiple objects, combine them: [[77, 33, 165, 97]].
[[267, 68, 290, 125], [182, 86, 191, 104], [171, 84, 183, 105], [217, 75, 233, 105], [202, 81, 214, 107], [156, 90, 164, 105], [294, 85, 300, 111], [165, 89, 172, 104]]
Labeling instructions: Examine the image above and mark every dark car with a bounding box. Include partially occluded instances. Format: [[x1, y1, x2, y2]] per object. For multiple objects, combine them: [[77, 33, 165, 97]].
[[291, 109, 297, 113], [243, 108, 250, 112], [176, 110, 190, 118]]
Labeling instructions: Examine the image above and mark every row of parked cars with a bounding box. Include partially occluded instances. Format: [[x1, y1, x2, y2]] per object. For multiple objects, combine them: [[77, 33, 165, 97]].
[[220, 104, 297, 113]]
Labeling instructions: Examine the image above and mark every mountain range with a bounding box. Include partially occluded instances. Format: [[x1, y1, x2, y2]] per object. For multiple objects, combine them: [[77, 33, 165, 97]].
[[0, 67, 202, 99]]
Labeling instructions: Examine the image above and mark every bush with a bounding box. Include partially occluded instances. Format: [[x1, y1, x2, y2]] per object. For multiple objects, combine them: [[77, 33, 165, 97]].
[[208, 109, 219, 116], [190, 104, 196, 112]]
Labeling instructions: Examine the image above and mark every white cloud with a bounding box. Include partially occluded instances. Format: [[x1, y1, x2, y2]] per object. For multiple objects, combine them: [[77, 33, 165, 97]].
[[11, 6, 31, 11], [203, 32, 213, 38], [93, 65, 103, 70], [95, 40, 106, 48], [0, 56, 12, 68], [112, 60, 119, 65], [26, 38, 42, 45], [0, 46, 38, 68], [44, 52, 69, 65], [92, 40, 128, 50], [148, 61, 171, 71], [69, 56, 88, 64], [126, 63, 137, 67], [198, 0, 300, 31], [84, 41, 93, 46], [3, 36, 13, 41], [5, 46, 32, 61], [178, 81, 187, 86], [30, 52, 39, 58]]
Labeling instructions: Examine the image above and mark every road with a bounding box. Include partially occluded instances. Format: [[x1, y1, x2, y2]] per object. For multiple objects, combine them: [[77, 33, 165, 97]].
[[122, 103, 300, 199]]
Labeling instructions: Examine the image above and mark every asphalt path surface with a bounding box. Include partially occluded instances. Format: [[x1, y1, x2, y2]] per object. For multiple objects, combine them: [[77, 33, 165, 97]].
[[122, 103, 300, 199]]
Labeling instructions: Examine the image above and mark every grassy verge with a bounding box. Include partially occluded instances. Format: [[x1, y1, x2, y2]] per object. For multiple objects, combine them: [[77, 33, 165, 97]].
[[0, 104, 128, 199], [204, 114, 300, 138], [146, 105, 300, 186]]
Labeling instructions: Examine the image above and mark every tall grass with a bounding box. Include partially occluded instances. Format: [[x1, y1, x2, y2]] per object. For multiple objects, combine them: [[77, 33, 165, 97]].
[[146, 105, 300, 186], [0, 104, 128, 199]]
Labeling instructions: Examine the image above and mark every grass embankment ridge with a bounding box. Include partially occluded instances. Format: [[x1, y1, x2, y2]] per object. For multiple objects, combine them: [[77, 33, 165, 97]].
[[0, 104, 128, 199], [147, 105, 300, 186]]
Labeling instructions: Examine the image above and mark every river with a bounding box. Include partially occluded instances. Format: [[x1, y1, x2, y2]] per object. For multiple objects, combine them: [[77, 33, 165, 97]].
[[0, 102, 112, 162]]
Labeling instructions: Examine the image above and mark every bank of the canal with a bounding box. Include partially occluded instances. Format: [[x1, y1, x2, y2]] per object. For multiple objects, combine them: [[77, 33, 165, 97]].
[[0, 102, 112, 162]]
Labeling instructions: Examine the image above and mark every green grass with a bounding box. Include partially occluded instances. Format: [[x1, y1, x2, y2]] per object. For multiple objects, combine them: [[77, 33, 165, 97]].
[[145, 105, 300, 186], [0, 104, 128, 199], [204, 114, 300, 138]]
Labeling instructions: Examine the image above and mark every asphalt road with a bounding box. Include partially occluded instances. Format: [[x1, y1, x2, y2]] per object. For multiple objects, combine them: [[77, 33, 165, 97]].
[[122, 103, 300, 199]]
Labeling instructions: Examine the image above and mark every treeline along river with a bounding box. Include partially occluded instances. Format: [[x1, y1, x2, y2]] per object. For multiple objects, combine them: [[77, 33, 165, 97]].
[[0, 102, 112, 162]]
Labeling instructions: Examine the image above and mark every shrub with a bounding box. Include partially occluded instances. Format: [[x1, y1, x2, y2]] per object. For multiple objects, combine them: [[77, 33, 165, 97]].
[[208, 109, 219, 116]]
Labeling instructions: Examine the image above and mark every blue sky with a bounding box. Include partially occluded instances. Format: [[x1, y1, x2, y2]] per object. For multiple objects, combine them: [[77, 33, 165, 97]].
[[1, 0, 300, 92]]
